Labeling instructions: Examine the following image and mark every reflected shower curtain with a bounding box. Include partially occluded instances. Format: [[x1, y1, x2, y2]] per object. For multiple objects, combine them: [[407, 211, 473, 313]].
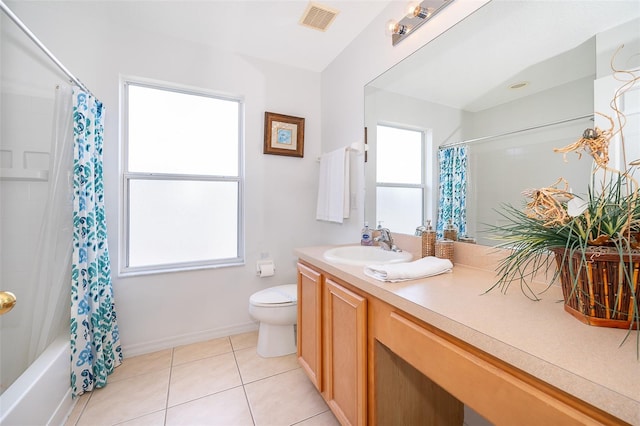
[[437, 146, 468, 238], [70, 89, 122, 397]]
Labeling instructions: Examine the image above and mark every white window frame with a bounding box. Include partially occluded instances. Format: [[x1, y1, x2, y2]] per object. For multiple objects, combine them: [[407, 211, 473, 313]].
[[375, 123, 427, 229], [119, 77, 244, 276]]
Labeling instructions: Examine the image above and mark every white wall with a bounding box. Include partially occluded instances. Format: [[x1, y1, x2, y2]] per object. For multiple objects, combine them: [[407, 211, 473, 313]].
[[321, 0, 490, 242], [466, 76, 594, 244], [4, 0, 489, 356], [361, 77, 594, 245], [596, 17, 640, 78], [7, 1, 326, 355], [364, 89, 464, 229]]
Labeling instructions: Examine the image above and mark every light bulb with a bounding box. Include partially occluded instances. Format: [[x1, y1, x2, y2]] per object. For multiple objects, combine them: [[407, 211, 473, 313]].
[[405, 2, 421, 18], [385, 19, 409, 36], [413, 6, 433, 19]]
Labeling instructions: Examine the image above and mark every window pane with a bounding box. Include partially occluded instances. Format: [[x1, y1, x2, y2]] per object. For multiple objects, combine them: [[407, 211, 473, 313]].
[[128, 84, 239, 175], [376, 187, 423, 235], [128, 179, 238, 267], [376, 125, 422, 184]]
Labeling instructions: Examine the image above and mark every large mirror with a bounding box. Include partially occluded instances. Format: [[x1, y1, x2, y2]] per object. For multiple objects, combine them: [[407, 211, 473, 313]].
[[365, 0, 640, 245]]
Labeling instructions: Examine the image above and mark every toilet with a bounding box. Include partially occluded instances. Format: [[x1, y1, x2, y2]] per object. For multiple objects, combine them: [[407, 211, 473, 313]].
[[249, 284, 298, 358]]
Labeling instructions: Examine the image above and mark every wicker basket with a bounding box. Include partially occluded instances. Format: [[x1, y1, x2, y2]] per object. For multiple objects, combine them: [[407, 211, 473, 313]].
[[422, 231, 436, 257], [551, 247, 640, 329], [435, 239, 454, 262]]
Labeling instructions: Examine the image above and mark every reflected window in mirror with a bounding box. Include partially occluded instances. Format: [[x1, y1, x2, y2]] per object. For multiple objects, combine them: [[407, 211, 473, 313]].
[[376, 125, 428, 234]]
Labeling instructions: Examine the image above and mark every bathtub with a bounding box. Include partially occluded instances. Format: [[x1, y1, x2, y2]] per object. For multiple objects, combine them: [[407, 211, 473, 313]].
[[0, 335, 74, 426]]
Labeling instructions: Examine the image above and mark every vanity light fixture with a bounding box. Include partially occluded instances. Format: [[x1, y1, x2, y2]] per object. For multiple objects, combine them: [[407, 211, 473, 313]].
[[388, 0, 454, 46]]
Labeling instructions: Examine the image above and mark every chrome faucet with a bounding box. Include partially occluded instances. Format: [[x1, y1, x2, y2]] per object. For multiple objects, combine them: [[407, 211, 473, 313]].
[[375, 228, 400, 252]]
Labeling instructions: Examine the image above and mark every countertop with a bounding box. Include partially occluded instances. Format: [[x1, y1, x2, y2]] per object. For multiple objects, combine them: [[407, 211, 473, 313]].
[[294, 242, 640, 425]]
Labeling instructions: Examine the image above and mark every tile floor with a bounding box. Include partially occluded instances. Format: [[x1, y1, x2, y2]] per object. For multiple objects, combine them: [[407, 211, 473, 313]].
[[64, 331, 340, 426]]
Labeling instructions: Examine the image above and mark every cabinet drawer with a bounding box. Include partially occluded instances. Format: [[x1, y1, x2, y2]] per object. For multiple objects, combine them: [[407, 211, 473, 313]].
[[378, 308, 616, 426]]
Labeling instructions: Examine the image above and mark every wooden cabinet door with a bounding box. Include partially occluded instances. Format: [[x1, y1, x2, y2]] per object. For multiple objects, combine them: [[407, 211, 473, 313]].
[[325, 278, 367, 426], [297, 262, 323, 391]]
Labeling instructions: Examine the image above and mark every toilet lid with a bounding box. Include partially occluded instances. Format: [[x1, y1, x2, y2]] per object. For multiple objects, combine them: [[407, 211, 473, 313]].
[[250, 284, 297, 306]]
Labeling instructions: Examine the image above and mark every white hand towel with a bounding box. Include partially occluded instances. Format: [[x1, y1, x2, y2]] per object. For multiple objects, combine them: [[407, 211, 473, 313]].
[[316, 147, 350, 223], [364, 256, 453, 282]]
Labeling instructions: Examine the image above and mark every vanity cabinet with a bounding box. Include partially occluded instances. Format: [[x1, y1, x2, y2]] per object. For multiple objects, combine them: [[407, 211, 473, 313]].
[[324, 278, 367, 426], [296, 251, 633, 426], [297, 262, 322, 391], [297, 263, 367, 426]]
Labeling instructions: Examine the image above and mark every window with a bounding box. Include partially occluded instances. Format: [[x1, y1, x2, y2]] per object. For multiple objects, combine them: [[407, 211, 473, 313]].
[[121, 80, 243, 275], [375, 124, 425, 234]]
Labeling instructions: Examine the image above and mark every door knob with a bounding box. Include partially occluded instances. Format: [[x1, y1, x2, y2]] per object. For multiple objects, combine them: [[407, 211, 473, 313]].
[[0, 291, 17, 315]]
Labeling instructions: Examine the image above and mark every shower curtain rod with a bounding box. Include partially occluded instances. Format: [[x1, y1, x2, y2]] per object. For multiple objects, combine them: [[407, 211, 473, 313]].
[[439, 114, 593, 149], [0, 0, 91, 95]]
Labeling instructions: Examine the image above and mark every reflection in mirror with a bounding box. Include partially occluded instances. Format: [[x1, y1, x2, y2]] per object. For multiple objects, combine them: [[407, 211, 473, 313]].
[[375, 124, 425, 232], [364, 0, 640, 245]]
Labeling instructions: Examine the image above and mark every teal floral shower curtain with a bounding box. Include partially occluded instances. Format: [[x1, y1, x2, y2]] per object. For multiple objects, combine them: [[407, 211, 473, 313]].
[[437, 146, 468, 238], [70, 89, 122, 397]]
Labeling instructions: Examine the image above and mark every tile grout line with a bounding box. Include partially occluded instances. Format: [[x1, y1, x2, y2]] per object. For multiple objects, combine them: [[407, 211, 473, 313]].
[[231, 339, 257, 425], [71, 332, 329, 426], [71, 391, 92, 426], [289, 410, 331, 426], [162, 347, 175, 426]]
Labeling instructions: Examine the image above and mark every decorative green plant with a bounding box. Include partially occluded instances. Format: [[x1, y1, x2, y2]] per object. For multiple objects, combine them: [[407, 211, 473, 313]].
[[487, 176, 640, 297], [485, 47, 640, 340]]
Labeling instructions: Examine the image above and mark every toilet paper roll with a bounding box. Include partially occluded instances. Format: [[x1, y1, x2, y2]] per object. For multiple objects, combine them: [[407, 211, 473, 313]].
[[258, 262, 275, 277]]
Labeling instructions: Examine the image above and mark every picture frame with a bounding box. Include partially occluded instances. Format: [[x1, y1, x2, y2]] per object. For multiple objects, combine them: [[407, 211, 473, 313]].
[[264, 112, 305, 158]]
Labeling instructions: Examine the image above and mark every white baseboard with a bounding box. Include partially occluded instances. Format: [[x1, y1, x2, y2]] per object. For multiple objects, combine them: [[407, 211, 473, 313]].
[[121, 321, 260, 358]]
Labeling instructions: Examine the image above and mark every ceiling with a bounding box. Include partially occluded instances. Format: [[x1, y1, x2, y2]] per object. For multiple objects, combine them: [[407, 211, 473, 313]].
[[368, 1, 640, 111], [12, 0, 636, 109], [20, 0, 394, 73]]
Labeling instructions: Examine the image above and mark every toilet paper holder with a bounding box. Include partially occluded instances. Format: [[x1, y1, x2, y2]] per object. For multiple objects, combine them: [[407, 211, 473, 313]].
[[256, 260, 275, 277]]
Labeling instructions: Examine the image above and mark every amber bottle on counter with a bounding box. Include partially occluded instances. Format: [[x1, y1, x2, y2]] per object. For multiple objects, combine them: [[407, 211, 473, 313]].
[[422, 220, 436, 257], [443, 219, 458, 241], [435, 239, 454, 262]]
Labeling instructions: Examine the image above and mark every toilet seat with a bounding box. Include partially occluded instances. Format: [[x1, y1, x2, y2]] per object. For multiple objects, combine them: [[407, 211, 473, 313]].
[[250, 284, 297, 307]]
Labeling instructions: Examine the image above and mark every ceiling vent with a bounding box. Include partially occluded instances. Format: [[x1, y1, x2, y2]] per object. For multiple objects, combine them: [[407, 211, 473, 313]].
[[299, 2, 339, 32]]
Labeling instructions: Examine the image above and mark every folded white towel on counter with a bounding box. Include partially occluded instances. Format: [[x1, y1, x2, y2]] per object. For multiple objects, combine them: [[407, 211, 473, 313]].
[[364, 256, 453, 282]]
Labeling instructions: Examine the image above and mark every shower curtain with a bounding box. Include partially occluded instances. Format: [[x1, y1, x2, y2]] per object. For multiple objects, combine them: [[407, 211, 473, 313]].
[[437, 146, 468, 238], [70, 88, 122, 397]]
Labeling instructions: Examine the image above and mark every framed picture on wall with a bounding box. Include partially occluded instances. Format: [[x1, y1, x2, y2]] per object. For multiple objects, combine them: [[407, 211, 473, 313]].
[[264, 112, 305, 157]]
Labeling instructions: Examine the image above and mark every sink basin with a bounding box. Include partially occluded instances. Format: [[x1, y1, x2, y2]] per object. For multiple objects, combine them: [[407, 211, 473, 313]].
[[323, 245, 413, 266]]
